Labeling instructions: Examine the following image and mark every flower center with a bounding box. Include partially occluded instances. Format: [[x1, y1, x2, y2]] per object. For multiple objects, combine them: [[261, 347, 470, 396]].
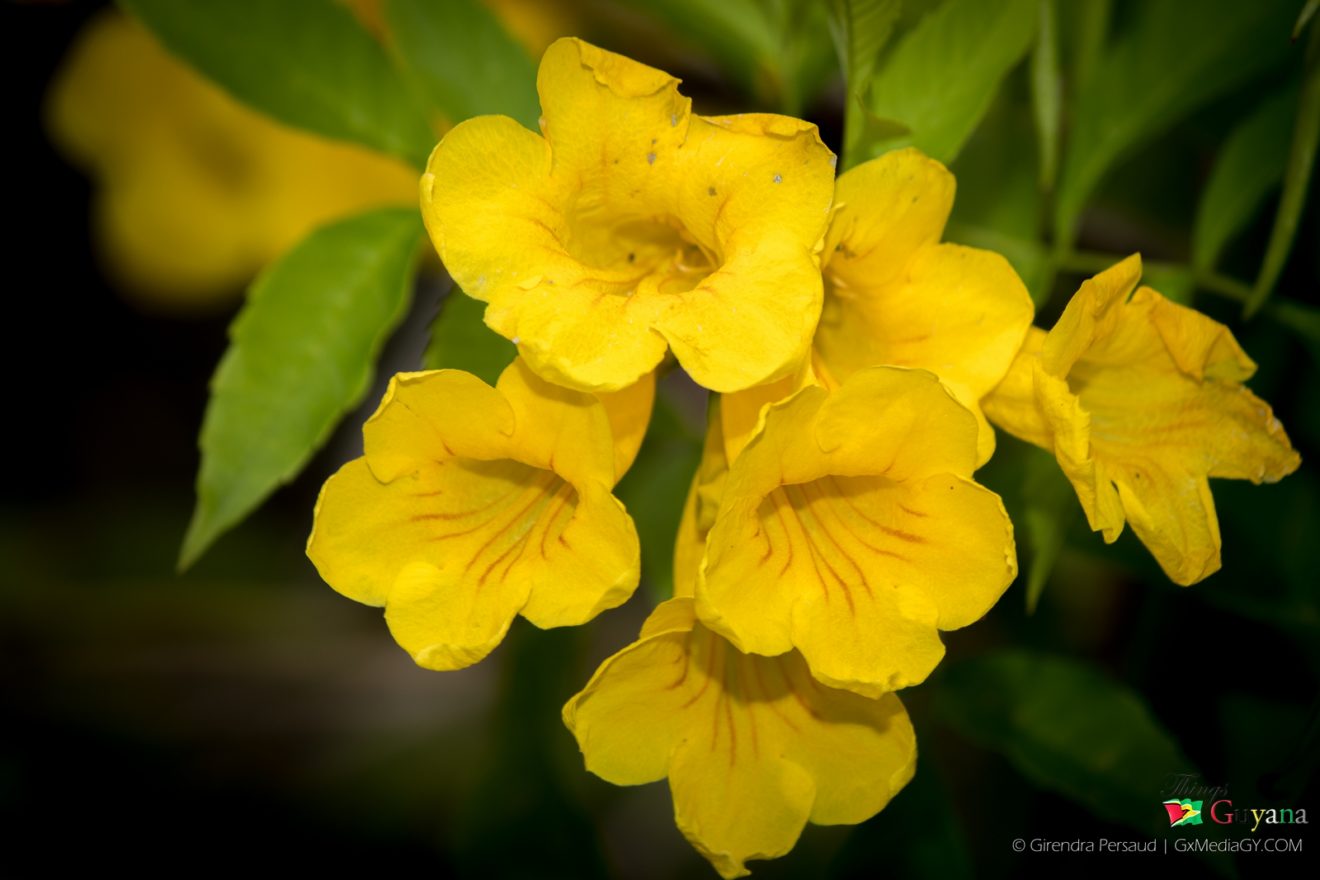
[[561, 200, 716, 299]]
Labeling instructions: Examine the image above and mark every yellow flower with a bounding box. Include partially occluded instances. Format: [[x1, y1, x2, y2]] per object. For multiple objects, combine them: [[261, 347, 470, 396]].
[[697, 367, 1017, 697], [982, 255, 1301, 585], [720, 148, 1034, 464], [563, 598, 915, 880], [420, 37, 838, 394], [307, 359, 652, 670], [45, 11, 418, 311]]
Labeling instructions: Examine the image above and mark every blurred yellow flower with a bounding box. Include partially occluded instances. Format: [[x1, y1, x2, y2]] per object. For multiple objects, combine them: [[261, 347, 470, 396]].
[[697, 367, 1017, 697], [564, 597, 915, 880], [720, 148, 1034, 464], [45, 11, 418, 311], [421, 37, 837, 393], [307, 360, 652, 670], [983, 255, 1301, 584]]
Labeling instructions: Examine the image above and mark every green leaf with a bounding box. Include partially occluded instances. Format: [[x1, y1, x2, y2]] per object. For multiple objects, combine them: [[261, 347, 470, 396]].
[[1245, 24, 1320, 317], [934, 651, 1195, 834], [1054, 0, 1295, 246], [385, 0, 539, 131], [121, 0, 434, 167], [1058, 0, 1109, 92], [1020, 446, 1076, 612], [634, 0, 836, 114], [1029, 0, 1061, 190], [861, 0, 1037, 164], [181, 209, 423, 569], [423, 290, 517, 386], [1267, 299, 1320, 364], [615, 393, 702, 601], [825, 0, 902, 169], [1193, 86, 1297, 271], [1142, 263, 1196, 306]]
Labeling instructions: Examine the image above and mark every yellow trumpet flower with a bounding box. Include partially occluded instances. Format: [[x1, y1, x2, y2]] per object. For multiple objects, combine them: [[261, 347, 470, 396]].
[[564, 597, 915, 879], [983, 255, 1301, 584], [307, 359, 652, 669], [720, 147, 1034, 465], [697, 367, 1017, 697], [420, 38, 838, 393]]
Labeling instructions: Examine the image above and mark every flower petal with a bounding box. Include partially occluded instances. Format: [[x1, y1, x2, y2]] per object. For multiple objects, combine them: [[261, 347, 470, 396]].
[[596, 369, 657, 482], [363, 370, 515, 482], [653, 114, 836, 393], [1113, 466, 1222, 585], [700, 368, 1015, 693], [981, 326, 1052, 449], [812, 367, 980, 481], [519, 479, 640, 628], [817, 242, 1033, 465], [564, 599, 917, 878], [1039, 253, 1142, 376], [824, 148, 955, 292], [422, 39, 835, 393], [311, 364, 640, 668], [496, 358, 616, 485]]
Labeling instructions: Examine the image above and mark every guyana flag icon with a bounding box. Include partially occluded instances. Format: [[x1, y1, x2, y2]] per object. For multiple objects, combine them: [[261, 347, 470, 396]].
[[1163, 799, 1203, 826]]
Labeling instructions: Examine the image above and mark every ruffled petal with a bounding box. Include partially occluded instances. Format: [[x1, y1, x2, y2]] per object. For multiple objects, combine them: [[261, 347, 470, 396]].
[[519, 480, 640, 627], [817, 243, 1033, 465], [596, 369, 657, 482], [310, 364, 640, 668], [363, 370, 515, 481], [1011, 257, 1300, 584], [1039, 253, 1142, 376], [699, 368, 1016, 693], [981, 327, 1052, 449], [674, 471, 704, 601], [564, 599, 916, 879], [496, 358, 616, 485], [824, 148, 955, 291], [421, 38, 835, 393]]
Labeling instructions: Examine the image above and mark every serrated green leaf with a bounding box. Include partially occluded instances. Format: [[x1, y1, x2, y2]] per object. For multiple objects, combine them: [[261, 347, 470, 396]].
[[423, 290, 516, 386], [385, 0, 539, 131], [1030, 0, 1061, 190], [934, 651, 1195, 834], [181, 209, 423, 568], [825, 0, 901, 169], [1193, 87, 1296, 271], [861, 0, 1037, 164], [121, 0, 434, 167], [1245, 24, 1320, 317], [1054, 0, 1296, 246]]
